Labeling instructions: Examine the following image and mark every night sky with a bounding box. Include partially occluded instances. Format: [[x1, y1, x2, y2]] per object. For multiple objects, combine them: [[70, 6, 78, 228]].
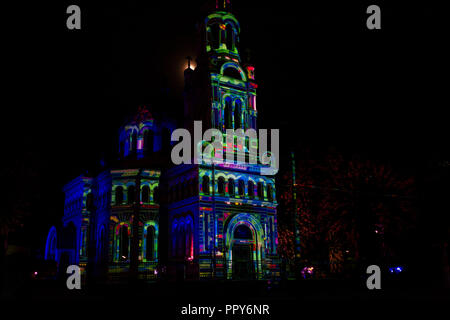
[[3, 0, 447, 245]]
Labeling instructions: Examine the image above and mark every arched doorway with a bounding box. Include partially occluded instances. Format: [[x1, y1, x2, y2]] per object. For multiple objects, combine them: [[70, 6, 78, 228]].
[[231, 224, 254, 280], [226, 214, 264, 280]]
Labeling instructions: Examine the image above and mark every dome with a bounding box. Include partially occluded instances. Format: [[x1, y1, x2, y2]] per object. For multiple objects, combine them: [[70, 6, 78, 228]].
[[131, 105, 154, 125], [118, 105, 175, 160]]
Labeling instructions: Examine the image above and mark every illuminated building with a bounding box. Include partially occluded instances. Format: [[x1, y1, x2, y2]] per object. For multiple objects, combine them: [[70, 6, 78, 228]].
[[45, 108, 176, 280], [45, 4, 279, 281], [168, 7, 279, 280]]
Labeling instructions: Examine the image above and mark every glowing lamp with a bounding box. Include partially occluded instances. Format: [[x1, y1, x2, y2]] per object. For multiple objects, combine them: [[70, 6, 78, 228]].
[[389, 266, 404, 274]]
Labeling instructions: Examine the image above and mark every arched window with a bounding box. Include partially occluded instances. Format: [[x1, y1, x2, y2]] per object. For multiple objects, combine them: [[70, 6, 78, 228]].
[[162, 128, 171, 152], [146, 226, 155, 260], [86, 192, 94, 210], [226, 24, 234, 50], [131, 131, 137, 154], [202, 175, 210, 194], [218, 177, 225, 195], [128, 186, 135, 204], [144, 130, 154, 155], [153, 186, 159, 204], [238, 180, 245, 197], [119, 226, 129, 261], [257, 182, 264, 200], [267, 184, 273, 202], [248, 181, 255, 199], [142, 185, 150, 203], [234, 99, 242, 129], [228, 178, 235, 196], [210, 23, 220, 49], [234, 225, 253, 240], [115, 186, 124, 205], [224, 98, 233, 129]]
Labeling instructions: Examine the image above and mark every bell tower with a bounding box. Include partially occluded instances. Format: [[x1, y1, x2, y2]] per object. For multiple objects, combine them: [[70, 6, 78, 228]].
[[183, 4, 258, 137], [171, 2, 280, 281], [204, 9, 258, 133]]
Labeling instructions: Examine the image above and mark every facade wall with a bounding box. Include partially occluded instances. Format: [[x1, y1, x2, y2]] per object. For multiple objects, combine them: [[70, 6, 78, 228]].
[[46, 9, 280, 283], [107, 169, 161, 280], [167, 164, 279, 280]]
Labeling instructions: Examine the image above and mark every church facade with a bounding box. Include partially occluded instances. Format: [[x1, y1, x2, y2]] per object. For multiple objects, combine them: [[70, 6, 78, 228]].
[[45, 6, 280, 282]]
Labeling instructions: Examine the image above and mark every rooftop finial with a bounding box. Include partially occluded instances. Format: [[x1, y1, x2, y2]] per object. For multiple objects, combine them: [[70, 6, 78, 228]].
[[186, 56, 193, 69]]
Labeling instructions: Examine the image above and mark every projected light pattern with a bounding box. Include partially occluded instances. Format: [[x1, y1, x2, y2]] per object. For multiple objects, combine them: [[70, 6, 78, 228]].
[[46, 108, 166, 280], [47, 6, 280, 282], [224, 213, 265, 279], [166, 8, 280, 281]]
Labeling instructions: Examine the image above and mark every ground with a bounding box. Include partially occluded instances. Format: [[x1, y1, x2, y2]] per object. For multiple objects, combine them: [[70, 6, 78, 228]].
[[2, 279, 449, 318]]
